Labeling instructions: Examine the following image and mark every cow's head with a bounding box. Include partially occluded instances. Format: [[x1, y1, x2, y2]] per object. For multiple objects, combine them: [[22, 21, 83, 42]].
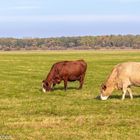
[[100, 84, 113, 100], [42, 80, 52, 92]]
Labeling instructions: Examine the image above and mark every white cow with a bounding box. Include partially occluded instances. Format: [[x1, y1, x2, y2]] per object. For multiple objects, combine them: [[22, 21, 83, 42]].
[[100, 62, 140, 100]]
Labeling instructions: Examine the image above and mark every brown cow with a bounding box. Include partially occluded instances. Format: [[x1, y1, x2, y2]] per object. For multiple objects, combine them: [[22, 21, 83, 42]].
[[42, 60, 87, 92], [100, 62, 140, 100]]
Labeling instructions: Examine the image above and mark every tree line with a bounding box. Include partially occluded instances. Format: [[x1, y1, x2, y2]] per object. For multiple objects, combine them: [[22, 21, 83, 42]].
[[0, 35, 140, 51]]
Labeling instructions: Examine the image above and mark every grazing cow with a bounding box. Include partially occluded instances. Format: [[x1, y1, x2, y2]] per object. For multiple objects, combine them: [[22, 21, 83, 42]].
[[42, 60, 87, 92], [100, 62, 140, 100]]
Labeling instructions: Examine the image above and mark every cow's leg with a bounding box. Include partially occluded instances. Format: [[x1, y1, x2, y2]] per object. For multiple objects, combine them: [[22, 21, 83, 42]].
[[78, 74, 85, 89], [127, 87, 133, 99], [64, 79, 68, 90], [52, 83, 56, 89], [122, 85, 128, 100]]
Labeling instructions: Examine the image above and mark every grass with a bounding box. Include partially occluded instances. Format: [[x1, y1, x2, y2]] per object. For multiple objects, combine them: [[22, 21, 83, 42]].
[[0, 50, 140, 140]]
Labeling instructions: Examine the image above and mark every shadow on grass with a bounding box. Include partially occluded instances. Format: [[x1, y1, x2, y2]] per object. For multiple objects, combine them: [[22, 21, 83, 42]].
[[110, 94, 140, 99], [95, 94, 140, 100], [39, 86, 80, 92], [53, 86, 78, 91]]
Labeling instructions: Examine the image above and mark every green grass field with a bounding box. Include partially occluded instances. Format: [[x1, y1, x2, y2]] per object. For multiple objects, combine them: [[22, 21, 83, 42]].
[[0, 50, 140, 140]]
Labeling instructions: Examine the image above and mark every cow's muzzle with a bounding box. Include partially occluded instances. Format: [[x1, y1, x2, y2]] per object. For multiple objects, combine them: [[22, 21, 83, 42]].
[[100, 94, 109, 100], [42, 87, 46, 93], [42, 83, 46, 93]]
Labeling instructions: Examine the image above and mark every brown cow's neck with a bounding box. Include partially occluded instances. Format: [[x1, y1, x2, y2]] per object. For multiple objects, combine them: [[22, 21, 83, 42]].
[[46, 71, 54, 84]]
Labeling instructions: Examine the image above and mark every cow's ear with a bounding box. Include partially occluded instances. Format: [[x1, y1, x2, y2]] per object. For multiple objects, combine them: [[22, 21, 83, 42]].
[[102, 84, 106, 90]]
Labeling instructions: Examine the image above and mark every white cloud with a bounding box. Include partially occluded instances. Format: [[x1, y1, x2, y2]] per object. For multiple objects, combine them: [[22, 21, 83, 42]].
[[45, 15, 140, 22], [0, 15, 140, 22]]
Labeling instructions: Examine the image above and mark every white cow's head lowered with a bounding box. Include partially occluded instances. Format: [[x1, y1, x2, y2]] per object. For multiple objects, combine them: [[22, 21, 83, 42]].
[[100, 84, 114, 100]]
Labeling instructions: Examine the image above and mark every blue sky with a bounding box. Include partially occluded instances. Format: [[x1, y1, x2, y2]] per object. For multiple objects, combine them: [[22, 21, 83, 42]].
[[0, 0, 140, 37]]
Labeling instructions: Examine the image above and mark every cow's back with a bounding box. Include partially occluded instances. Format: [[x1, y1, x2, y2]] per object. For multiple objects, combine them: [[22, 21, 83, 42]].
[[65, 60, 86, 74], [114, 62, 140, 86], [55, 60, 87, 77]]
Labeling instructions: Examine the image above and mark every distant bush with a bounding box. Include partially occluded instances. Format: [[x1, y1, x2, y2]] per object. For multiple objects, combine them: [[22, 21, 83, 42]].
[[0, 35, 140, 50]]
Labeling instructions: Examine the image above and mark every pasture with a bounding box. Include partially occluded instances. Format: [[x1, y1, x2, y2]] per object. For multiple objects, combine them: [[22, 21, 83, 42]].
[[0, 50, 140, 140]]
